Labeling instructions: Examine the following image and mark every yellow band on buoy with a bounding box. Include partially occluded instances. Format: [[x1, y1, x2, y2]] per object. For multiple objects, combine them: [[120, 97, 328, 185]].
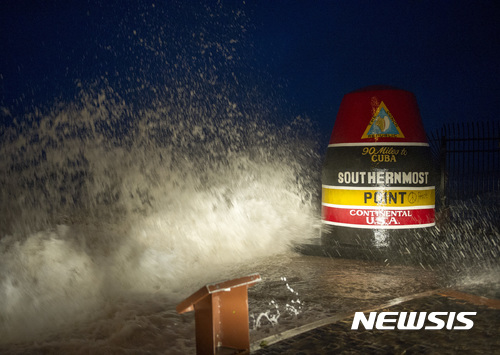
[[322, 186, 435, 208]]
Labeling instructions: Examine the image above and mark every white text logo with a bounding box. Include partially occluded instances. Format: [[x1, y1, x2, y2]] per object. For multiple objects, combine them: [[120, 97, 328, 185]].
[[351, 312, 476, 330]]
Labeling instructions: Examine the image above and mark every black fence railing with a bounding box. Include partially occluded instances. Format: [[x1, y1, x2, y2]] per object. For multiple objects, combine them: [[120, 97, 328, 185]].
[[428, 121, 500, 208]]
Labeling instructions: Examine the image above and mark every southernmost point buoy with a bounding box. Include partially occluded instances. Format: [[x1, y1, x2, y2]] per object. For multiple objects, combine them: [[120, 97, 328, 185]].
[[321, 86, 436, 259]]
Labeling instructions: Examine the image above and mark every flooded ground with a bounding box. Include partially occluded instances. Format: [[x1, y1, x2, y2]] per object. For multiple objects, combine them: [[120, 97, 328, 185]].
[[0, 250, 450, 354]]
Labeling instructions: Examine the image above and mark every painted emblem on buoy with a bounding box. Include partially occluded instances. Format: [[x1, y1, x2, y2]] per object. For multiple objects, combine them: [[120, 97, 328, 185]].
[[361, 102, 404, 139]]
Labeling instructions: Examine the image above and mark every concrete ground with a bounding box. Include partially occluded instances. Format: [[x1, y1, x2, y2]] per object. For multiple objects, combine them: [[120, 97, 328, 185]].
[[251, 285, 500, 354]]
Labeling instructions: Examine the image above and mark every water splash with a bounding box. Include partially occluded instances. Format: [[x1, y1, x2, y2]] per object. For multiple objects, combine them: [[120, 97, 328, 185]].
[[0, 79, 321, 343], [250, 276, 304, 330], [0, 0, 322, 343]]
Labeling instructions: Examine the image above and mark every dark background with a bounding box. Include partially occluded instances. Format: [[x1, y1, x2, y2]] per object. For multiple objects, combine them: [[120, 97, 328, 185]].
[[1, 0, 499, 143]]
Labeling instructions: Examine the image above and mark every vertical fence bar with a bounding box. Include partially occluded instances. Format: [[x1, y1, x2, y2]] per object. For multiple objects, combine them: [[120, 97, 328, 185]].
[[493, 120, 498, 192], [472, 122, 481, 196], [449, 123, 453, 200], [489, 121, 492, 192], [475, 121, 479, 196], [456, 122, 460, 200], [454, 123, 459, 200], [486, 121, 489, 192], [481, 121, 485, 193], [462, 122, 466, 199], [470, 122, 474, 197], [493, 121, 496, 192], [464, 122, 467, 198], [463, 122, 466, 198], [496, 121, 500, 192], [471, 122, 474, 196], [440, 130, 447, 209]]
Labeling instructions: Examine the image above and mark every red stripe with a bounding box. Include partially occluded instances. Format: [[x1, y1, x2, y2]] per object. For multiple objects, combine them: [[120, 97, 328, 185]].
[[322, 205, 435, 227]]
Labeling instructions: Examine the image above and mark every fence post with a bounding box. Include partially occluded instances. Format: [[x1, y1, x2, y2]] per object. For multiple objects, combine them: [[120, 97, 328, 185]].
[[440, 134, 447, 210]]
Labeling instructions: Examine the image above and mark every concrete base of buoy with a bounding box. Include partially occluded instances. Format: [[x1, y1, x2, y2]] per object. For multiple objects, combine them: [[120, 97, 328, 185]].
[[320, 224, 440, 264], [293, 233, 442, 266]]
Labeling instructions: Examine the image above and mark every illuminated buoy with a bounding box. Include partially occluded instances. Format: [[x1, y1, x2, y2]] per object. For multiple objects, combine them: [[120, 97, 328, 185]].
[[321, 86, 436, 259]]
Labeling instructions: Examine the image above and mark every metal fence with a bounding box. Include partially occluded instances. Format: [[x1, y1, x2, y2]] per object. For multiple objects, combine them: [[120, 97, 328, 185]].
[[428, 121, 500, 207]]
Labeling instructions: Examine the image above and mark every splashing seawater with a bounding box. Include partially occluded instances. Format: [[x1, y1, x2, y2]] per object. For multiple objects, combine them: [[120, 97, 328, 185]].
[[0, 0, 323, 344], [250, 276, 304, 330], [0, 83, 320, 344]]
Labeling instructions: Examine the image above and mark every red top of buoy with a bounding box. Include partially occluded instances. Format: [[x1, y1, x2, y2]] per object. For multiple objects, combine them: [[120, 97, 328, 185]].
[[329, 86, 428, 144]]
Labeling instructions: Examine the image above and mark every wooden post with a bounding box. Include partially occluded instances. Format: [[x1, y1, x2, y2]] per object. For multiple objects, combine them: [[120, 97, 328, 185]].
[[176, 274, 261, 355]]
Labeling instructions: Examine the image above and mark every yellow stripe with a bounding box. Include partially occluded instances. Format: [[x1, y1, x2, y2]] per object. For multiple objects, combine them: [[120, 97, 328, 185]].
[[322, 187, 435, 207]]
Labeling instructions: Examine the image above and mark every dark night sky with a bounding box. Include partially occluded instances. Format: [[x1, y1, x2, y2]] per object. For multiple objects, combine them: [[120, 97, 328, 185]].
[[250, 1, 500, 135], [1, 0, 499, 141]]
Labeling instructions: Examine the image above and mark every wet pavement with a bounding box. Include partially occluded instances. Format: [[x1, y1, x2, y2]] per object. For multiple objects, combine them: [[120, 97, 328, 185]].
[[251, 273, 500, 354], [1, 250, 498, 354]]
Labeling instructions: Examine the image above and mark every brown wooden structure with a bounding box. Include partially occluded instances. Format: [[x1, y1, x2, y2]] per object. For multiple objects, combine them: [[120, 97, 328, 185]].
[[176, 274, 261, 355]]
